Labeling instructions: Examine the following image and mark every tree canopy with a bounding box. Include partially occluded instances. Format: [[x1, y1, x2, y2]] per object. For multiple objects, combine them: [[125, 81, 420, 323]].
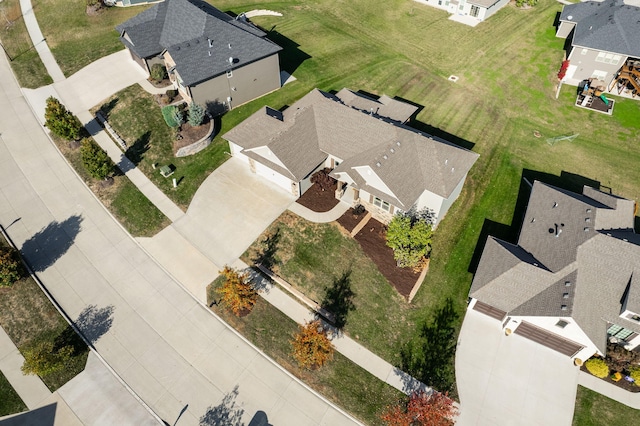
[[44, 96, 82, 141], [381, 391, 457, 426], [386, 212, 433, 268], [80, 139, 114, 180], [290, 320, 334, 369], [0, 247, 22, 287], [216, 266, 258, 316]]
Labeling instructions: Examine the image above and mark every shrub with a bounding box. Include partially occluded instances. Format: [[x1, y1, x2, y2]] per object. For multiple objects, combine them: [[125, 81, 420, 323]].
[[0, 247, 23, 287], [21, 341, 74, 376], [188, 103, 206, 127], [386, 214, 433, 268], [216, 266, 258, 316], [150, 64, 168, 82], [585, 358, 609, 378], [290, 320, 334, 369], [628, 366, 640, 385], [80, 139, 114, 180], [161, 105, 183, 128], [381, 391, 457, 426], [44, 97, 82, 141]]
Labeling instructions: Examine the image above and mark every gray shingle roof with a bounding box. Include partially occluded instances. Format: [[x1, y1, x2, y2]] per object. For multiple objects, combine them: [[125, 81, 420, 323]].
[[222, 89, 478, 208], [470, 181, 640, 354], [116, 0, 281, 86], [559, 0, 640, 57], [335, 89, 419, 123]]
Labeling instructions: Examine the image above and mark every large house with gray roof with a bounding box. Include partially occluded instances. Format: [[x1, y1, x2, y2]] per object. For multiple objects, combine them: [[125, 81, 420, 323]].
[[469, 180, 640, 363], [556, 0, 640, 91], [223, 88, 479, 226], [116, 0, 282, 113]]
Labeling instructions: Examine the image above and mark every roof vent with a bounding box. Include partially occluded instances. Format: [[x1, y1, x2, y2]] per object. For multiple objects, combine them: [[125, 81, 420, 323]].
[[561, 305, 568, 311], [567, 15, 573, 20], [383, 155, 388, 160], [228, 56, 234, 64], [533, 263, 539, 267], [396, 141, 401, 146], [584, 227, 590, 232], [565, 281, 571, 286], [208, 38, 214, 48], [586, 208, 592, 213], [553, 202, 558, 208], [390, 148, 395, 153], [375, 162, 381, 167], [451, 167, 455, 173], [531, 218, 535, 223], [228, 43, 232, 49], [445, 159, 448, 165], [563, 293, 569, 299], [585, 217, 591, 222]]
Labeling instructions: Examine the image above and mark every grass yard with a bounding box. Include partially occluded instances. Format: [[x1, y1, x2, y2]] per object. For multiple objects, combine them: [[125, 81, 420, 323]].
[[207, 277, 403, 426], [0, 236, 88, 391], [0, 0, 52, 88], [573, 386, 640, 425], [52, 134, 170, 237], [0, 371, 27, 417], [33, 0, 149, 76]]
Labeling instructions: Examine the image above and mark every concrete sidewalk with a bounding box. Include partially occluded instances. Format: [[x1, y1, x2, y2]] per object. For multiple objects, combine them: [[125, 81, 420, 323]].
[[0, 326, 51, 409], [288, 200, 351, 223], [18, 0, 65, 82]]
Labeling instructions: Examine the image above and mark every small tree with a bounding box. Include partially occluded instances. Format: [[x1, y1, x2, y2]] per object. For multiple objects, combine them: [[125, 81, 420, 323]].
[[21, 341, 74, 376], [381, 391, 457, 426], [44, 97, 82, 141], [80, 139, 114, 180], [386, 214, 433, 269], [585, 357, 609, 378], [188, 103, 206, 127], [216, 266, 258, 316], [150, 63, 168, 82], [290, 320, 334, 369], [0, 247, 22, 287]]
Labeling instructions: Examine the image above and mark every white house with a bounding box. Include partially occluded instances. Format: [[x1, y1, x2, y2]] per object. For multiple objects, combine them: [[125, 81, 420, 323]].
[[223, 88, 479, 226], [416, 0, 509, 22], [469, 181, 640, 364]]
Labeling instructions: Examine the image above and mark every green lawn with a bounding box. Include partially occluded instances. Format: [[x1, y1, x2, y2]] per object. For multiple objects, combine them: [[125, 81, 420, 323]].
[[207, 277, 403, 426], [0, 0, 52, 87], [573, 386, 640, 425], [0, 236, 88, 391], [34, 0, 149, 76], [0, 370, 27, 417], [52, 134, 170, 237]]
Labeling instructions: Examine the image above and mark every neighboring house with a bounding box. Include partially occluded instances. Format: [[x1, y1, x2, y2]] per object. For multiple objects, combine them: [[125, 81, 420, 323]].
[[469, 180, 640, 364], [417, 0, 509, 22], [556, 0, 640, 91], [116, 0, 282, 114], [223, 88, 479, 226]]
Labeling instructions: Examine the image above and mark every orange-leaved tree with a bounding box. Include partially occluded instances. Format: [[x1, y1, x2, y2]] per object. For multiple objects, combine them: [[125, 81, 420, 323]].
[[381, 391, 457, 426], [290, 320, 334, 369], [216, 266, 257, 316]]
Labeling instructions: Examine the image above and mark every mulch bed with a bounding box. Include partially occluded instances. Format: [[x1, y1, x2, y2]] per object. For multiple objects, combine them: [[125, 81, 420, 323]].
[[173, 118, 211, 152], [296, 181, 339, 212], [580, 365, 640, 393], [353, 217, 420, 299], [336, 207, 368, 233]]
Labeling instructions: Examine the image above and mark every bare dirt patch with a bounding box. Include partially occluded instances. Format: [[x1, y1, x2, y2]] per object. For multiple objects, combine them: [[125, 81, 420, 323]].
[[353, 218, 420, 298], [336, 207, 368, 233]]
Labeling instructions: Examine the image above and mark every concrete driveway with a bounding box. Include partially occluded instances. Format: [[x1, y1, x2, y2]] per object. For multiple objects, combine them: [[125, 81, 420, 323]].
[[455, 308, 580, 426], [172, 157, 296, 268], [53, 49, 148, 113]]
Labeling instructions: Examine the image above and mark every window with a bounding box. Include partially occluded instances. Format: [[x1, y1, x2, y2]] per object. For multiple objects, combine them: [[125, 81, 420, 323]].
[[556, 320, 568, 328], [596, 52, 622, 65], [591, 70, 607, 81], [373, 197, 390, 212], [226, 70, 233, 78], [470, 5, 480, 17]]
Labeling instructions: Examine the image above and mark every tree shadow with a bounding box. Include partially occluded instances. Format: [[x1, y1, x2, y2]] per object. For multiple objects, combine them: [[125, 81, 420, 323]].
[[398, 298, 458, 394], [254, 228, 280, 270], [74, 304, 115, 345], [319, 269, 356, 330], [264, 29, 311, 76], [125, 131, 151, 166], [20, 215, 83, 272], [468, 169, 601, 274], [248, 411, 271, 426], [199, 386, 245, 426], [99, 98, 119, 119]]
